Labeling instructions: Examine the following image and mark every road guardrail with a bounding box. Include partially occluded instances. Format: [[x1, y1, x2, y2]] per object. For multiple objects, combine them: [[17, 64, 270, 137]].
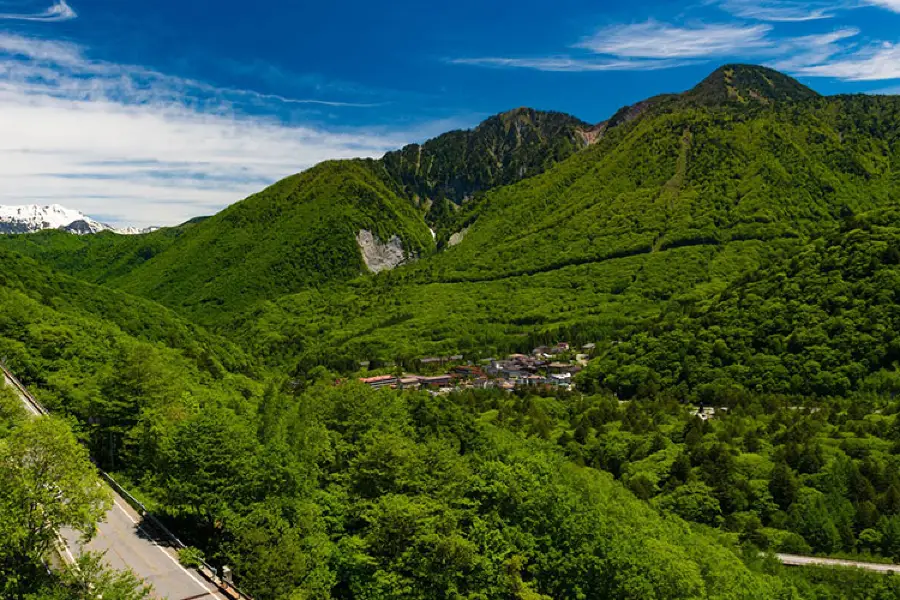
[[1, 363, 254, 600]]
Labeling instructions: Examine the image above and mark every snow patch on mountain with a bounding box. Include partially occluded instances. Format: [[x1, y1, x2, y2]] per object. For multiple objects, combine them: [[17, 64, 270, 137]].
[[356, 229, 416, 273], [0, 204, 154, 235]]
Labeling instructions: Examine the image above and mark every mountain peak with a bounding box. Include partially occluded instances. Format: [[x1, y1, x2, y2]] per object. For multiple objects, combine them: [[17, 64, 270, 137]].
[[0, 203, 153, 236], [686, 64, 819, 106]]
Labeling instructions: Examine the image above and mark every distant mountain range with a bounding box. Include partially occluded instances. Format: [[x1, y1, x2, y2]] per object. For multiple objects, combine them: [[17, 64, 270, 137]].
[[0, 204, 156, 235]]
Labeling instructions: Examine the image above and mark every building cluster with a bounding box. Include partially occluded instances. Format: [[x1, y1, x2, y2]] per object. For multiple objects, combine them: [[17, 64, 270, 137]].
[[358, 342, 594, 394]]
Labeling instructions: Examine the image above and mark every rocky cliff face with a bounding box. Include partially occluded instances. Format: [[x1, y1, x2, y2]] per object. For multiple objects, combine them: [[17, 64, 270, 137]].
[[356, 229, 417, 273]]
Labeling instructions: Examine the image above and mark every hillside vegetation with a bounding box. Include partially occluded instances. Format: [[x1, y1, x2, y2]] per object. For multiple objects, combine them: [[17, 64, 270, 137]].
[[584, 209, 900, 400], [0, 247, 258, 471], [0, 109, 593, 323], [1, 161, 434, 323], [3, 64, 900, 598], [231, 71, 900, 369]]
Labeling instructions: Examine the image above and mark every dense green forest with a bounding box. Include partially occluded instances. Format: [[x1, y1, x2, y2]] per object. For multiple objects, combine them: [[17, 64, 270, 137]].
[[461, 387, 900, 560], [0, 247, 259, 472], [0, 161, 434, 324], [583, 209, 900, 400], [4, 64, 900, 598]]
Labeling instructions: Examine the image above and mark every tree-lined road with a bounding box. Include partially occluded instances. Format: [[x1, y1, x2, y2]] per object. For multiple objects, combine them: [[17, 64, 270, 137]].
[[3, 367, 225, 600], [60, 496, 220, 599]]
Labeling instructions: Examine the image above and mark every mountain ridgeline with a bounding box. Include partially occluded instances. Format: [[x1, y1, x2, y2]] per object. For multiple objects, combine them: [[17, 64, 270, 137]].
[[228, 68, 900, 376], [380, 108, 593, 221], [6, 65, 900, 599]]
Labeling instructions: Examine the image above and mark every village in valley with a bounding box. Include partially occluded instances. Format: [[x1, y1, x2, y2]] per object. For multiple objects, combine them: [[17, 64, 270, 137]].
[[358, 342, 595, 394]]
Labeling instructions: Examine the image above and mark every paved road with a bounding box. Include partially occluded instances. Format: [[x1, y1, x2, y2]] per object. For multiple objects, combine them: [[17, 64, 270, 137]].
[[777, 553, 900, 573], [60, 495, 220, 599], [4, 369, 225, 600]]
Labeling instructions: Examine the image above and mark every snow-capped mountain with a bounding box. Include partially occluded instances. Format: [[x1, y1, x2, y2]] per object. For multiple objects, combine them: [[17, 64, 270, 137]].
[[0, 204, 154, 235]]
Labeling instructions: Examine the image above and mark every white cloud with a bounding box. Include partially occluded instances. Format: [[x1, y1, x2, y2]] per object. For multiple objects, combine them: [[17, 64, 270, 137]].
[[450, 56, 693, 72], [452, 21, 768, 74], [759, 27, 900, 82], [864, 0, 900, 12], [785, 42, 900, 80], [769, 28, 860, 71], [576, 21, 772, 59], [0, 0, 76, 22], [718, 0, 841, 21], [0, 33, 445, 228]]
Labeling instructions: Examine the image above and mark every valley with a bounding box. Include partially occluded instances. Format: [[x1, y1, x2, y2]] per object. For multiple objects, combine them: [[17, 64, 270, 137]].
[[5, 64, 900, 599]]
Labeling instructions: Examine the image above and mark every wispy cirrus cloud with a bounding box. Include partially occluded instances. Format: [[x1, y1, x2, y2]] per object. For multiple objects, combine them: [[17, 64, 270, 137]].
[[452, 8, 900, 85], [864, 0, 900, 12], [452, 21, 769, 73], [0, 0, 75, 22], [717, 0, 842, 21], [576, 21, 772, 58], [768, 28, 860, 71], [781, 41, 900, 80], [450, 56, 694, 72], [719, 0, 900, 19], [0, 33, 453, 228]]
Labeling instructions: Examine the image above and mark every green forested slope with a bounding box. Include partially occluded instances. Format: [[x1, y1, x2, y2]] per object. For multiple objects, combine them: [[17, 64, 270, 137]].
[[0, 247, 259, 470], [381, 108, 592, 230], [583, 209, 900, 400], [0, 217, 202, 284], [130, 381, 800, 599], [417, 93, 899, 283], [233, 76, 900, 368], [0, 109, 593, 320], [2, 160, 434, 324], [109, 160, 433, 322]]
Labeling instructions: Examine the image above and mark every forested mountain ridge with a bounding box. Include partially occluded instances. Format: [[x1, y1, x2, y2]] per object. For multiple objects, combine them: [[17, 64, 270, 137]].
[[0, 108, 604, 323], [233, 73, 900, 370], [1, 161, 434, 324], [415, 91, 898, 284], [684, 64, 820, 106], [2, 66, 861, 330], [0, 217, 202, 285], [380, 108, 593, 227]]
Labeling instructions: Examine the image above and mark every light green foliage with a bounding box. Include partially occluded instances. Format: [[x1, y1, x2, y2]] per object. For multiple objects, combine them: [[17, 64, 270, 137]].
[[0, 418, 111, 588], [0, 411, 150, 598], [60, 552, 154, 600], [177, 546, 205, 569], [462, 388, 900, 572]]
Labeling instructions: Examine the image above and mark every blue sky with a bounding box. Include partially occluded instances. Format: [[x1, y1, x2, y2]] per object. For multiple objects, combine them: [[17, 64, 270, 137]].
[[1, 0, 899, 226]]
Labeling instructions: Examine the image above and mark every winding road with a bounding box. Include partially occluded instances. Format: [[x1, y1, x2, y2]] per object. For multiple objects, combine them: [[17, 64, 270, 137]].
[[3, 367, 227, 600]]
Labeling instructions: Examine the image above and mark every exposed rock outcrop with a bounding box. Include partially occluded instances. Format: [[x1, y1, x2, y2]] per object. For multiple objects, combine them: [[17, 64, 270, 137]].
[[356, 229, 416, 273], [448, 227, 469, 247]]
